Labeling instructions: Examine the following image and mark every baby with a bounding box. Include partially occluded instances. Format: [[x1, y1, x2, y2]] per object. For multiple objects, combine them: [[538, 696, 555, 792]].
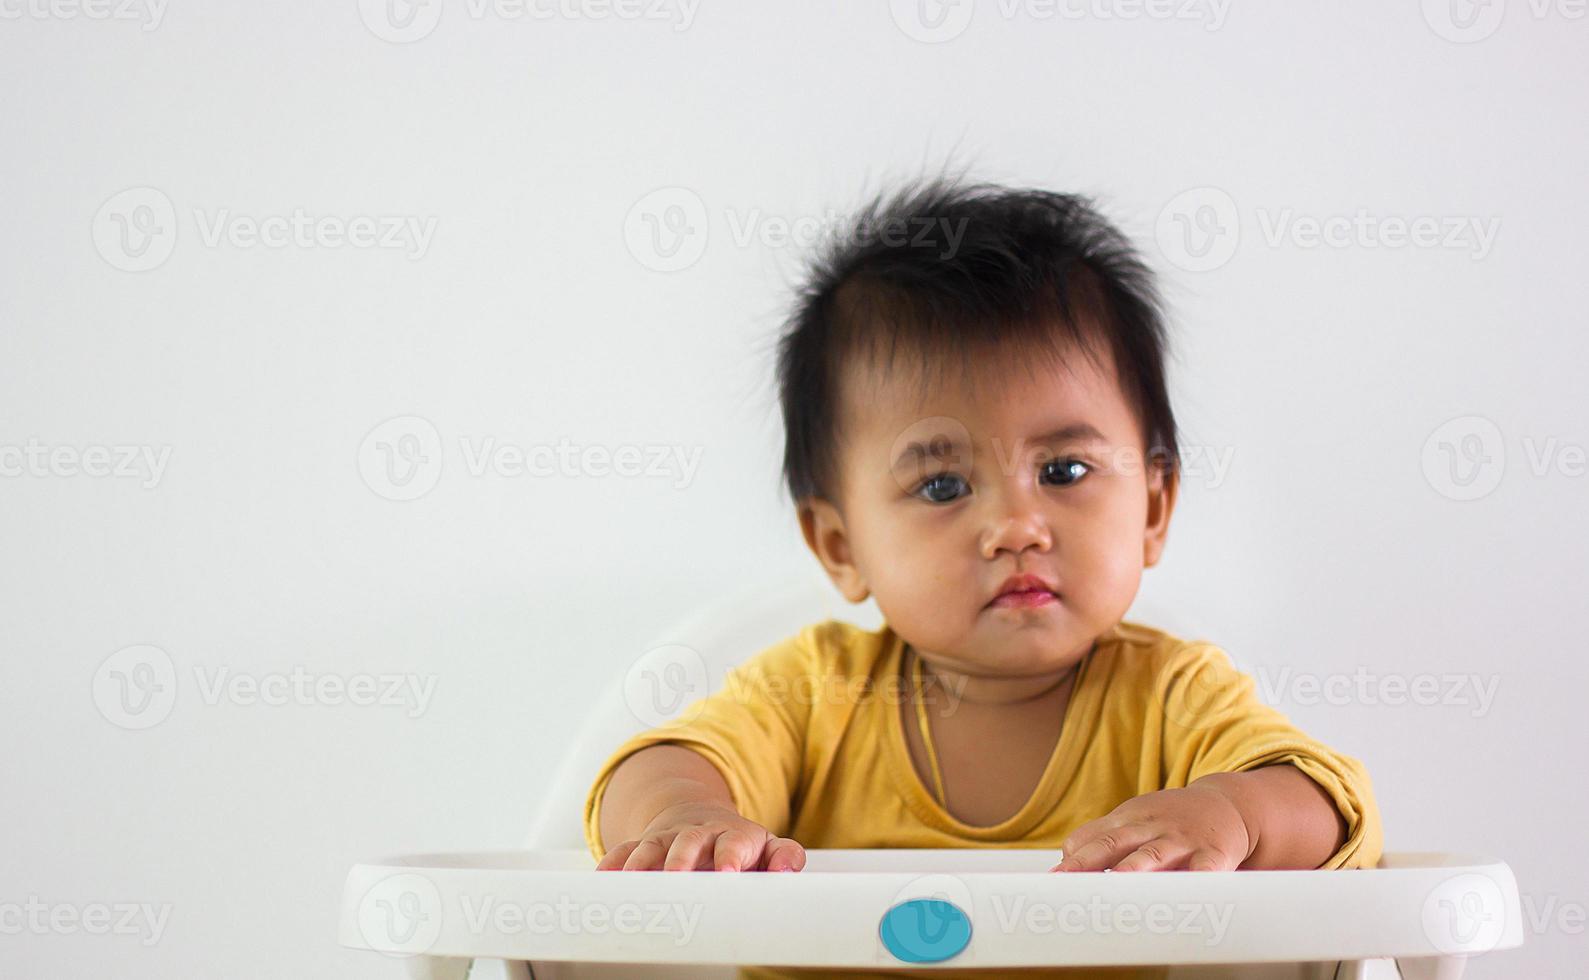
[[582, 177, 1382, 976]]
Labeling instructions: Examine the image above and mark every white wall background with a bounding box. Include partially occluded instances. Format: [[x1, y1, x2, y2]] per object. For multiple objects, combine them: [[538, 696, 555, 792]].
[[2, 2, 1585, 977]]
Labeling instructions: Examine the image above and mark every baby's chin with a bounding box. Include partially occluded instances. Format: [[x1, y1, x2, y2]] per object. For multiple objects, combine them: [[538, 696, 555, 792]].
[[902, 618, 1093, 673]]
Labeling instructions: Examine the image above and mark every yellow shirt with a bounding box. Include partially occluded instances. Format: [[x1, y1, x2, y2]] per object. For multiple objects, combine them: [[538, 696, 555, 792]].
[[583, 618, 1384, 980]]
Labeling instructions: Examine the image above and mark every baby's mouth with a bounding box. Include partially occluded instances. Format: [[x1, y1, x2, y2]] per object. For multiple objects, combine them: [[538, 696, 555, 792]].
[[987, 588, 1060, 610]]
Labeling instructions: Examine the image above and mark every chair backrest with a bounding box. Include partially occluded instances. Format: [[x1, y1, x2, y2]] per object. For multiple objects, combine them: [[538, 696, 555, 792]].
[[525, 567, 882, 849], [528, 571, 1188, 851]]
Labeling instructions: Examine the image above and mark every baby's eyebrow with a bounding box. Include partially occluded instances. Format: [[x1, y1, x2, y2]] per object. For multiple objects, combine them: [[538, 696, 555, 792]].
[[890, 422, 1109, 469], [891, 437, 970, 471], [1029, 422, 1108, 445]]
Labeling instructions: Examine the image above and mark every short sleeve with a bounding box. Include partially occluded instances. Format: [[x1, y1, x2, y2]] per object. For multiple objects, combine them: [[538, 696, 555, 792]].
[[1154, 643, 1384, 870], [581, 627, 819, 861]]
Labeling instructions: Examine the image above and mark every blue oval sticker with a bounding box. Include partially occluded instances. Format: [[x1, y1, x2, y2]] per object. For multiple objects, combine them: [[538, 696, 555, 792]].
[[878, 897, 972, 963]]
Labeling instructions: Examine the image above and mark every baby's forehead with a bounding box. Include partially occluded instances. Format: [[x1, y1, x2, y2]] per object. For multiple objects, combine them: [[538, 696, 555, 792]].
[[836, 341, 1133, 451]]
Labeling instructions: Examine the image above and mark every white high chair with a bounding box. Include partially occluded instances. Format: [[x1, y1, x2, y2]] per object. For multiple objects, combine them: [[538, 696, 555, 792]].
[[340, 573, 1522, 979]]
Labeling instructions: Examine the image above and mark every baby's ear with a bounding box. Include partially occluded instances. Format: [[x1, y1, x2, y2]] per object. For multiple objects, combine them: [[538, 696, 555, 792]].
[[1142, 462, 1179, 568], [798, 498, 870, 603]]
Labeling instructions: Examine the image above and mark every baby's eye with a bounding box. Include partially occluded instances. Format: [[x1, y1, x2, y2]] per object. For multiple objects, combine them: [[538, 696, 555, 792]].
[[913, 472, 968, 504], [1041, 458, 1091, 487]]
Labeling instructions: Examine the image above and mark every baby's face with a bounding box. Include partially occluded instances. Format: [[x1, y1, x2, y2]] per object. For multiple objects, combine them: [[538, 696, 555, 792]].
[[802, 339, 1176, 677]]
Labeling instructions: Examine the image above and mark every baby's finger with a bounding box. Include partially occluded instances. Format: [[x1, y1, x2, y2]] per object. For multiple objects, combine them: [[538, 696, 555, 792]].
[[596, 840, 640, 871], [1056, 814, 1122, 858], [1187, 849, 1239, 872], [621, 837, 670, 871], [663, 827, 721, 871], [762, 837, 806, 872], [1111, 839, 1190, 873], [711, 830, 759, 871], [1052, 825, 1155, 872]]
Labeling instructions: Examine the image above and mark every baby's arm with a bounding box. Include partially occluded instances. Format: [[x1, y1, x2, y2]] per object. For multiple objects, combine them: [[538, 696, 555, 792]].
[[1057, 640, 1378, 873], [595, 743, 807, 873], [1052, 764, 1346, 872]]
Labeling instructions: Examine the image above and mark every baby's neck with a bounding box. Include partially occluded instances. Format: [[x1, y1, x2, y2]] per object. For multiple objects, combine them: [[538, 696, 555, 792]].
[[909, 644, 1089, 707]]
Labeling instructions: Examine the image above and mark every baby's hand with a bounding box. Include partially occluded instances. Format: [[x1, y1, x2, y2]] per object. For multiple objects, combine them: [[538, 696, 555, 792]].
[[1050, 784, 1253, 873], [595, 800, 807, 872]]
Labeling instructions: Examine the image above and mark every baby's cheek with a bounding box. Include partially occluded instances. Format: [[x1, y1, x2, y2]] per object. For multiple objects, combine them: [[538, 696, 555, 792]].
[[1068, 536, 1144, 616], [881, 572, 972, 647]]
